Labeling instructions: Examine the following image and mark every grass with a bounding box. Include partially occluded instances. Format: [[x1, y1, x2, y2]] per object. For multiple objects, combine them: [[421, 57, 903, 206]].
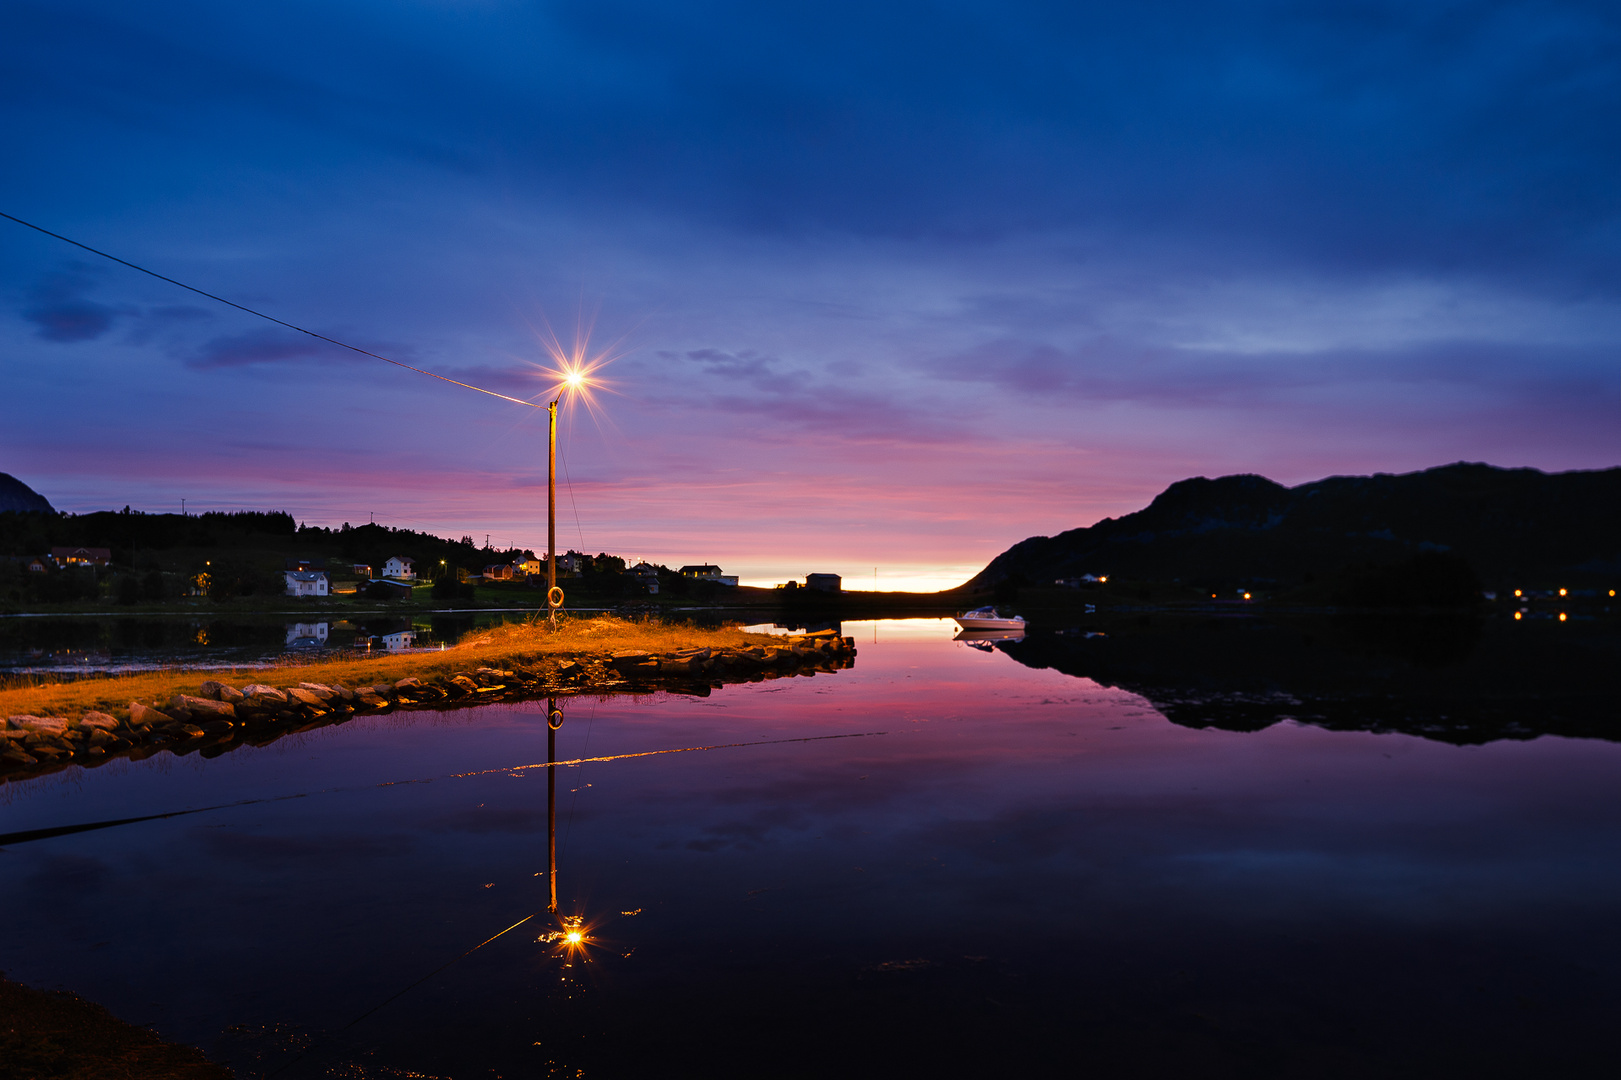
[[0, 614, 783, 722]]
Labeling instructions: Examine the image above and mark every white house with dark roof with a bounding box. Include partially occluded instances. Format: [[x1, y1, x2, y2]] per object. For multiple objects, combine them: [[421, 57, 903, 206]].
[[284, 570, 329, 597], [382, 556, 416, 580]]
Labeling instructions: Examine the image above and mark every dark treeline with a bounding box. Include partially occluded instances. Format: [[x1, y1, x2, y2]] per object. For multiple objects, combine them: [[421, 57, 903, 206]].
[[0, 509, 552, 607]]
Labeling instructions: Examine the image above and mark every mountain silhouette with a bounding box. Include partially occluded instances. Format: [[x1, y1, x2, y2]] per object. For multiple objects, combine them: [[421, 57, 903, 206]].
[[970, 462, 1621, 591], [0, 474, 55, 515]]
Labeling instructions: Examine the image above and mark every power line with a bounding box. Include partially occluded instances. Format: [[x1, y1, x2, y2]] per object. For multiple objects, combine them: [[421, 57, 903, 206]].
[[0, 210, 539, 409]]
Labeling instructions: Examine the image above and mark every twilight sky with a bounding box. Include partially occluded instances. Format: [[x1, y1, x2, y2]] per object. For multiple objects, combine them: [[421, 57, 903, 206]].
[[3, 1, 1619, 588]]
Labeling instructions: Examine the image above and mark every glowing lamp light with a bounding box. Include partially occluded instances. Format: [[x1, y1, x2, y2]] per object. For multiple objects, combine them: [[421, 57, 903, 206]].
[[1513, 611, 1523, 621], [1514, 589, 1522, 598], [1559, 588, 1568, 597], [1242, 592, 1252, 601], [565, 930, 584, 945], [1559, 612, 1568, 622]]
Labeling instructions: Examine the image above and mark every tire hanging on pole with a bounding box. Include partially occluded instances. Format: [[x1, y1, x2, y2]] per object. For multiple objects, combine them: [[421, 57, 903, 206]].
[[548, 585, 565, 609]]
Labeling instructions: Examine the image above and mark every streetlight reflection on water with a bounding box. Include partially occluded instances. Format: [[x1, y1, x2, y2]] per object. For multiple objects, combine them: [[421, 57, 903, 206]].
[[537, 695, 601, 965]]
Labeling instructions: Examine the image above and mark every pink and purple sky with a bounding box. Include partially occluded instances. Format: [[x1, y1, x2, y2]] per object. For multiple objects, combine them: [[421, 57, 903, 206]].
[[3, 2, 1619, 589]]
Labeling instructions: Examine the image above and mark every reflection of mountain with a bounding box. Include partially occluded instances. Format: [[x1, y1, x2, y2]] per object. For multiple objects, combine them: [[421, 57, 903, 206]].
[[971, 462, 1621, 590], [999, 615, 1621, 745]]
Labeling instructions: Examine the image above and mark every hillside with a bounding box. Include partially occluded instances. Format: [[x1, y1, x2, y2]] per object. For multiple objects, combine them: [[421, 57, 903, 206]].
[[0, 473, 54, 514], [970, 462, 1621, 593]]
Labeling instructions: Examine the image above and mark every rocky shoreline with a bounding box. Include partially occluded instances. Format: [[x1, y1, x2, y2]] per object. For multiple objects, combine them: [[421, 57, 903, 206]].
[[2, 631, 856, 784]]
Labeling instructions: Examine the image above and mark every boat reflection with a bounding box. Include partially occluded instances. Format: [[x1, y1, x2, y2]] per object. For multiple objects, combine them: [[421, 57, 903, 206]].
[[954, 627, 1026, 651]]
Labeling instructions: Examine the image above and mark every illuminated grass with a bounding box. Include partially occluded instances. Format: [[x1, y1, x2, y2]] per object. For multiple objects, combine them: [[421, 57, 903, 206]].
[[0, 614, 781, 721]]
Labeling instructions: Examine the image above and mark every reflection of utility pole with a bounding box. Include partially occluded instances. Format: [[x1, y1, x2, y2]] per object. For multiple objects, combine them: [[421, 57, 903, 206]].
[[546, 696, 563, 912]]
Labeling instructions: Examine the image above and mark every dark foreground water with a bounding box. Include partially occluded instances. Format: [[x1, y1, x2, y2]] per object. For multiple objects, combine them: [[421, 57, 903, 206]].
[[3, 617, 1620, 1078]]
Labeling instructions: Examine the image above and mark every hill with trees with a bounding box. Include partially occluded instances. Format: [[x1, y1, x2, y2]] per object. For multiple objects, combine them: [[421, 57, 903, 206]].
[[970, 462, 1621, 600]]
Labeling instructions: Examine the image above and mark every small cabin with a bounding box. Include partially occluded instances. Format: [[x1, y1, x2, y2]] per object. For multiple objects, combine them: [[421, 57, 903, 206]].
[[805, 573, 842, 593]]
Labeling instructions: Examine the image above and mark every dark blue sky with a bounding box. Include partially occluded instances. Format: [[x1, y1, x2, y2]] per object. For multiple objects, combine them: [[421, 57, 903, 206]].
[[3, 1, 1618, 585]]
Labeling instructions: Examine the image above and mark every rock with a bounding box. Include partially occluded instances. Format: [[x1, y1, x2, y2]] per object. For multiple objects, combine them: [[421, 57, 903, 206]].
[[449, 675, 480, 696], [394, 677, 423, 691], [3, 746, 40, 765], [241, 685, 288, 704], [298, 682, 336, 701], [369, 684, 395, 697], [331, 682, 356, 701], [556, 660, 582, 677], [285, 687, 324, 707], [128, 702, 172, 727], [171, 695, 237, 720], [199, 681, 245, 703], [7, 715, 67, 735], [355, 692, 387, 708], [609, 651, 651, 666], [80, 711, 120, 731], [86, 728, 115, 747]]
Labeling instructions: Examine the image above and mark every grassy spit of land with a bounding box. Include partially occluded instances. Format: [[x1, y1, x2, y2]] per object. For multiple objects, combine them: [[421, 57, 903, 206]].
[[0, 615, 857, 786]]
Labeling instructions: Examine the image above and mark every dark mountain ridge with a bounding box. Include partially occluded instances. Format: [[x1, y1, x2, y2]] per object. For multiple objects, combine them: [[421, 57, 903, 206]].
[[970, 462, 1621, 591], [0, 474, 54, 515]]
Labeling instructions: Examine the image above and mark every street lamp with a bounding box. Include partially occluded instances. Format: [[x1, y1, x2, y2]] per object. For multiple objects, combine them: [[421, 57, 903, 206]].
[[546, 369, 590, 626]]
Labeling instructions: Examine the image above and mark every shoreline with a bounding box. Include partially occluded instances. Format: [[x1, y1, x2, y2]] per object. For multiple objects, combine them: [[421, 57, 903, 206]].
[[1, 616, 857, 787]]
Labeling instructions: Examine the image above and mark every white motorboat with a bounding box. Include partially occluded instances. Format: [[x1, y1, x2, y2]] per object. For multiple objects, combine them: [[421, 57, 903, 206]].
[[954, 607, 1026, 631]]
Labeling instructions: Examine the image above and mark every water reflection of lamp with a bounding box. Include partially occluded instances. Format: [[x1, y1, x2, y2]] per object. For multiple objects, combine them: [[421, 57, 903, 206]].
[[546, 695, 565, 913]]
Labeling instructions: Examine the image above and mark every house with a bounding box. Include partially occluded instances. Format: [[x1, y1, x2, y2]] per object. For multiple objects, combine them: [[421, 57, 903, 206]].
[[555, 552, 586, 574], [805, 573, 842, 593], [679, 564, 739, 586], [382, 556, 416, 580], [483, 564, 514, 581], [24, 555, 47, 573], [353, 564, 373, 578], [366, 578, 415, 600], [285, 570, 330, 597], [381, 630, 416, 651], [50, 546, 111, 568], [515, 558, 543, 576], [629, 562, 660, 595]]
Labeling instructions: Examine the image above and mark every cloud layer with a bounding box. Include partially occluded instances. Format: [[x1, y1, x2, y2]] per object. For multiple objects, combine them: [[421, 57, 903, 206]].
[[2, 1, 1618, 586]]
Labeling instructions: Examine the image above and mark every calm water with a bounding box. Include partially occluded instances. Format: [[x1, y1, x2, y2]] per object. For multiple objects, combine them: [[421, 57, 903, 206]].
[[3, 617, 1620, 1078]]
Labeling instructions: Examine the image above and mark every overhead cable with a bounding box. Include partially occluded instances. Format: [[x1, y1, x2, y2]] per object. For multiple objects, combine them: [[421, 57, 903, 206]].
[[0, 209, 539, 408]]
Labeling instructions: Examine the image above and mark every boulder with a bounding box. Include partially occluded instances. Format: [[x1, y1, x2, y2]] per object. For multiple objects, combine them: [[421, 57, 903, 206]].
[[449, 675, 480, 696], [330, 682, 356, 701], [241, 685, 289, 704], [394, 677, 423, 691], [170, 695, 237, 720], [298, 682, 336, 701], [7, 715, 67, 735], [80, 711, 120, 731], [355, 691, 387, 708], [609, 651, 651, 667], [285, 687, 325, 708], [199, 681, 245, 702], [128, 702, 172, 727]]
